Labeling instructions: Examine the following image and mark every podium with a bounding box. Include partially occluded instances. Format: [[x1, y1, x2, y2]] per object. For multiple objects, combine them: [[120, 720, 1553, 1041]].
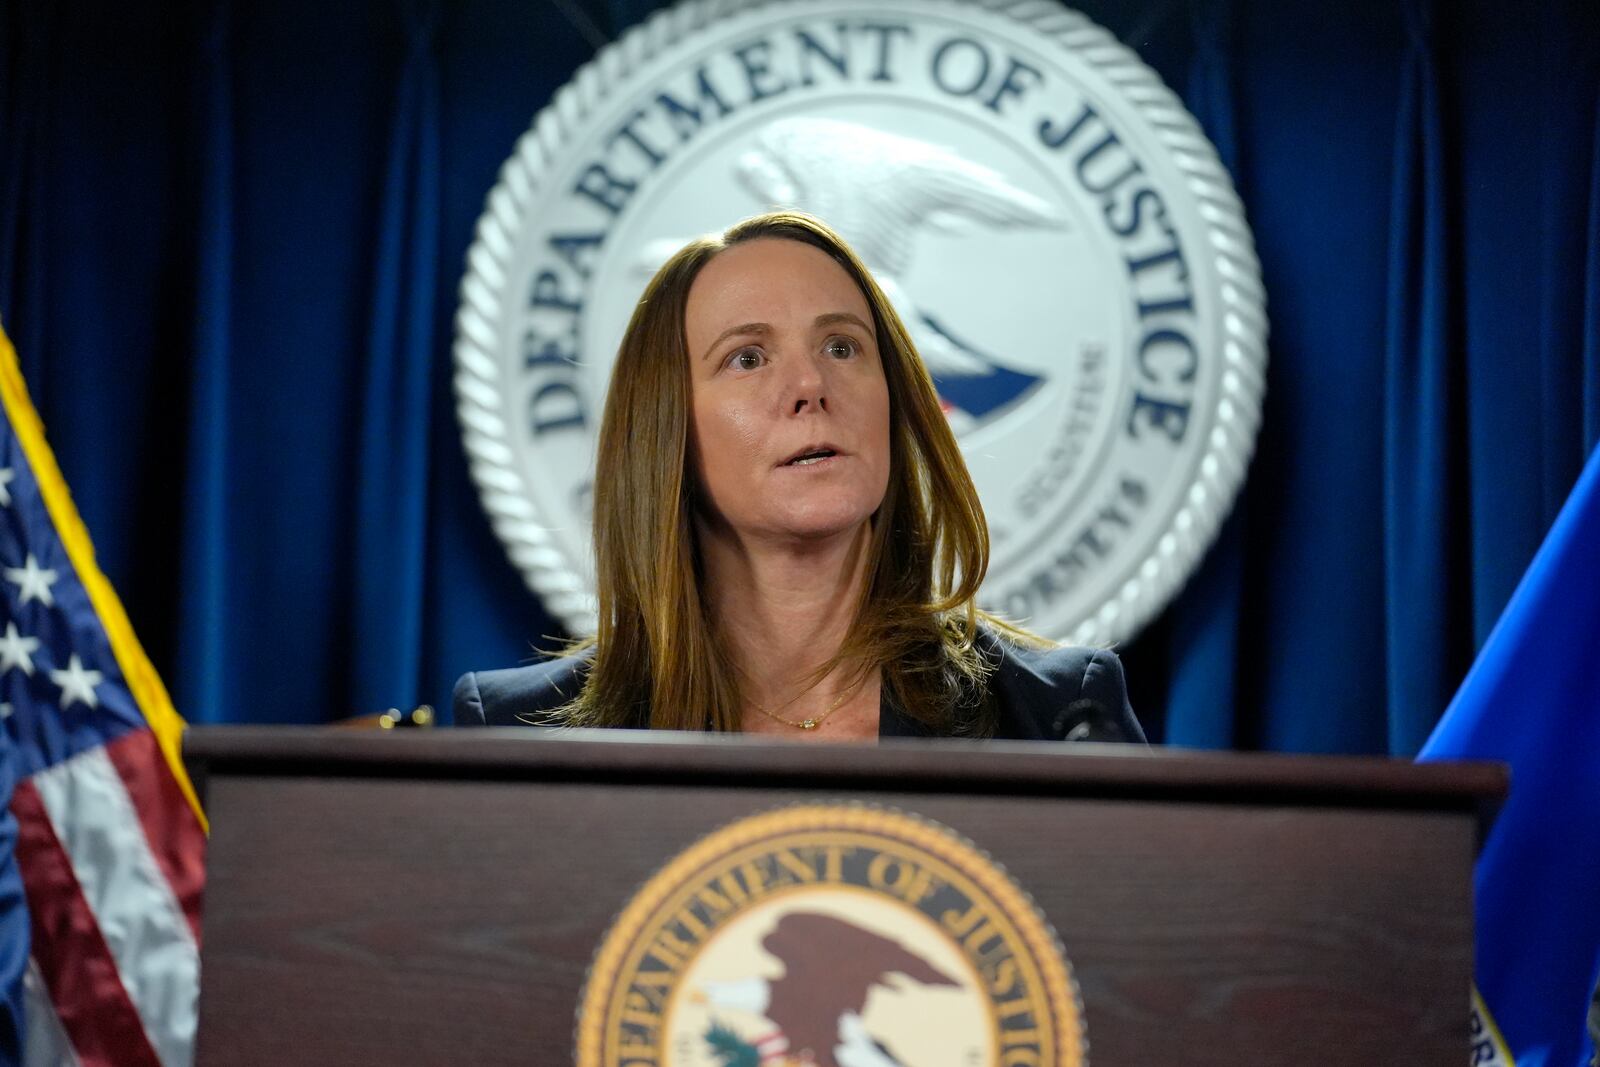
[[184, 727, 1504, 1065]]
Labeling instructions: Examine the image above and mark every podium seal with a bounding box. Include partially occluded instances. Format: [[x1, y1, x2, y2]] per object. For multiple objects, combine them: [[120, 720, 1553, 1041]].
[[576, 804, 1085, 1066], [456, 0, 1267, 646]]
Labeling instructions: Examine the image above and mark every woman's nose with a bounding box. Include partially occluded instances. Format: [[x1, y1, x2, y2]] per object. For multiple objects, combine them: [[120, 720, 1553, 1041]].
[[788, 353, 829, 415]]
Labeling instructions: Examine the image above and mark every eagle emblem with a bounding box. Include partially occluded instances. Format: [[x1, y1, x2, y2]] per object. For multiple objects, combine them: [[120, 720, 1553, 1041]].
[[576, 805, 1085, 1066], [697, 911, 963, 1066], [637, 117, 1064, 433]]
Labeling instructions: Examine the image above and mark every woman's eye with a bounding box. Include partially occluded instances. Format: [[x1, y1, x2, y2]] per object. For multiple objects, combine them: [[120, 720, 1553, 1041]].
[[727, 348, 765, 371], [824, 337, 858, 359]]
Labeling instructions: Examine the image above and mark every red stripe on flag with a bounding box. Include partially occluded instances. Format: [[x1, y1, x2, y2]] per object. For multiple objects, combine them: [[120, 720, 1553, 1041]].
[[104, 728, 206, 945], [11, 778, 163, 1067]]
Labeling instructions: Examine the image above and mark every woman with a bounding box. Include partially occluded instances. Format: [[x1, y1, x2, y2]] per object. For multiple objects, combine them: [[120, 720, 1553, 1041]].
[[455, 211, 1142, 743]]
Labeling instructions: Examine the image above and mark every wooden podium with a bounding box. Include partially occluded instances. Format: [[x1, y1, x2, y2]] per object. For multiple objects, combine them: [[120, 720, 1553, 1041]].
[[184, 727, 1504, 1066]]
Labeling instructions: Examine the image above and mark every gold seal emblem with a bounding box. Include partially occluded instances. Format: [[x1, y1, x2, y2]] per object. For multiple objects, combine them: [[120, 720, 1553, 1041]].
[[577, 805, 1085, 1066]]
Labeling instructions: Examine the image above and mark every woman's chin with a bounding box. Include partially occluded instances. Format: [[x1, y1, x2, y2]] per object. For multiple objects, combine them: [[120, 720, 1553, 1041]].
[[762, 508, 874, 545]]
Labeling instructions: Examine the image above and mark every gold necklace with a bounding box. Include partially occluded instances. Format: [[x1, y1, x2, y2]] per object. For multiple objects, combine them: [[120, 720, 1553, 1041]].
[[749, 681, 857, 731]]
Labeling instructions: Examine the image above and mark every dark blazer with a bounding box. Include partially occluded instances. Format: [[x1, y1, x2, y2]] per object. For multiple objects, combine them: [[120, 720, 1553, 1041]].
[[454, 632, 1144, 743]]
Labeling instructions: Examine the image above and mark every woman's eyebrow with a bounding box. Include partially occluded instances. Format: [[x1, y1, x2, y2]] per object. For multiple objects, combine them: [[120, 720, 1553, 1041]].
[[814, 312, 871, 332], [701, 322, 768, 361]]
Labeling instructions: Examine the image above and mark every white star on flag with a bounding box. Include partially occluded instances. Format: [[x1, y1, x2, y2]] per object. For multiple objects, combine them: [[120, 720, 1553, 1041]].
[[49, 654, 103, 710], [0, 622, 39, 675], [0, 467, 13, 506], [0, 703, 11, 719], [5, 552, 58, 607]]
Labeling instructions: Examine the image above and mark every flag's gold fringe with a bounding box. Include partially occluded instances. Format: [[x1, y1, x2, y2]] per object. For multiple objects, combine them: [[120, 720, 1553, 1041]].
[[0, 322, 207, 832], [1472, 985, 1517, 1066]]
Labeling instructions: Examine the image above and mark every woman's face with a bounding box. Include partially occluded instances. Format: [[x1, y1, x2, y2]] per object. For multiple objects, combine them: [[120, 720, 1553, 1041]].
[[684, 237, 892, 545]]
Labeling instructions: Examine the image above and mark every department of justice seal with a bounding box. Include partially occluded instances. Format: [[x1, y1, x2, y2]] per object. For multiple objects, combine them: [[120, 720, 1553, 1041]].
[[576, 805, 1085, 1066], [454, 0, 1267, 646]]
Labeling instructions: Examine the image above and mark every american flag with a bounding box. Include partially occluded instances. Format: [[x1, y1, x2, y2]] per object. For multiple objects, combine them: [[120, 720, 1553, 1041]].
[[0, 323, 206, 1066]]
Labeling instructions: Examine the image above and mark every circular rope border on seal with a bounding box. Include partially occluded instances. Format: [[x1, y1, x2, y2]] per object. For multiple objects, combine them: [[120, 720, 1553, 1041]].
[[452, 0, 1268, 647]]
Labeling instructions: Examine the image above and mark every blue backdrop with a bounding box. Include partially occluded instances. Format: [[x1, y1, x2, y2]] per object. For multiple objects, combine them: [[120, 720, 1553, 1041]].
[[2, 0, 1597, 753]]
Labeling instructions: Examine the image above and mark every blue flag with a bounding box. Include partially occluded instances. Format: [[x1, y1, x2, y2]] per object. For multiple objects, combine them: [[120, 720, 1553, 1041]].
[[1420, 442, 1600, 1067]]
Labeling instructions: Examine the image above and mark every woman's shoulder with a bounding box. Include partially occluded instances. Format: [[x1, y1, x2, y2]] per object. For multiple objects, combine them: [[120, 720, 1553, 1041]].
[[981, 631, 1106, 684], [979, 630, 1146, 743], [452, 652, 591, 726]]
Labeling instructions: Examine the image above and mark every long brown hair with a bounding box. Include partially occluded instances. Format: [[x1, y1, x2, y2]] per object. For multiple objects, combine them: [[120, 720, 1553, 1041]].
[[562, 210, 1030, 735]]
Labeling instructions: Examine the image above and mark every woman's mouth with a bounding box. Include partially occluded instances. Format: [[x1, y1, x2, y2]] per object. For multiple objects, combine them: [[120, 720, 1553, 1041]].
[[784, 449, 838, 467]]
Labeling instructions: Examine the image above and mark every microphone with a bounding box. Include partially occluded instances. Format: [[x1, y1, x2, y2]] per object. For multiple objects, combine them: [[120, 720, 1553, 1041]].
[[1052, 697, 1134, 743]]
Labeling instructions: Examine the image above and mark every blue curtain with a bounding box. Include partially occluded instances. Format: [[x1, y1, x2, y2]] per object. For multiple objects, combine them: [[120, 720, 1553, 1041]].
[[1382, 0, 1466, 756], [2, 0, 1598, 751], [1589, 97, 1600, 449], [350, 0, 441, 714], [1156, 0, 1246, 751], [1121, 0, 1600, 753], [179, 0, 237, 729]]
